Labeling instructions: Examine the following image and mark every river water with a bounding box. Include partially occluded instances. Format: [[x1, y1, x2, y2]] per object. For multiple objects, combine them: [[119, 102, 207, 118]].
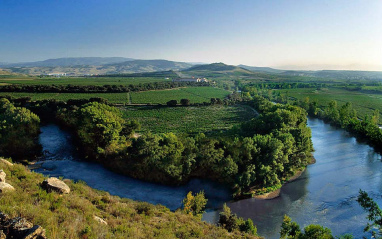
[[35, 118, 382, 238]]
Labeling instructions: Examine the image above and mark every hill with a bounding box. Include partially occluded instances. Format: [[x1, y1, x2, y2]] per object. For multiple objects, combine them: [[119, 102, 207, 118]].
[[183, 63, 256, 78], [238, 65, 284, 74], [101, 59, 192, 73], [2, 59, 192, 76], [0, 57, 134, 67]]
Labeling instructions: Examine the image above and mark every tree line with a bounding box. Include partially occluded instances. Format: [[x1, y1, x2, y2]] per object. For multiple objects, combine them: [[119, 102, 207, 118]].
[[294, 98, 382, 151], [0, 81, 210, 93]]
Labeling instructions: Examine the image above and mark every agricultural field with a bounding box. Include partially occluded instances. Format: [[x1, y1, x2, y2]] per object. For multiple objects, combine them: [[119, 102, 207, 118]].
[[130, 87, 230, 104], [278, 87, 382, 122], [0, 87, 230, 104], [0, 92, 130, 103], [0, 76, 171, 86], [122, 104, 256, 135]]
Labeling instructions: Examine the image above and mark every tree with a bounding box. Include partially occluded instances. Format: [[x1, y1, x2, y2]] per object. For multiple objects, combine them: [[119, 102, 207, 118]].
[[182, 191, 207, 217], [166, 100, 177, 106], [218, 203, 239, 232], [280, 215, 334, 239], [74, 102, 127, 159], [280, 215, 301, 239], [180, 98, 190, 106], [0, 98, 41, 160], [357, 190, 382, 238]]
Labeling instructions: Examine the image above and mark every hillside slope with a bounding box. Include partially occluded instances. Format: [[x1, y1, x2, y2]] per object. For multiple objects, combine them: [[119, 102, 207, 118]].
[[0, 158, 260, 239]]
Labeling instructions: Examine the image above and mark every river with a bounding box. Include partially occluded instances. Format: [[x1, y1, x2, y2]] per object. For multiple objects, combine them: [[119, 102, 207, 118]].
[[35, 118, 382, 238]]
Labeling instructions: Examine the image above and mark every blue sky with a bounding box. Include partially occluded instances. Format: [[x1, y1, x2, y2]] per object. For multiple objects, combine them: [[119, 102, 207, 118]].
[[1, 0, 381, 70]]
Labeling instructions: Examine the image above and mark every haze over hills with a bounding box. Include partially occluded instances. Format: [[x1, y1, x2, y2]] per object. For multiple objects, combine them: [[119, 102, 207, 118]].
[[0, 57, 135, 67], [238, 65, 284, 74], [1, 57, 382, 81]]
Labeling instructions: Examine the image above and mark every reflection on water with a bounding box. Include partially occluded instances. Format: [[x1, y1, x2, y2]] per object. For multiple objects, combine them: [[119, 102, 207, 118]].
[[204, 118, 382, 238], [37, 118, 382, 238]]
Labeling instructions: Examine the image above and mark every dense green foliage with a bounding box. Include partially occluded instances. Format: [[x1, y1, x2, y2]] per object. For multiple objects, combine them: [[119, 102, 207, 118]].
[[57, 102, 139, 161], [0, 160, 259, 239], [56, 96, 313, 197], [293, 97, 382, 150], [0, 99, 41, 160]]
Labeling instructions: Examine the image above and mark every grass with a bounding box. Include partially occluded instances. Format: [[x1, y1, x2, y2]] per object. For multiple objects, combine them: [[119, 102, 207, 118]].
[[122, 104, 256, 135], [0, 76, 171, 86], [0, 159, 259, 239], [130, 87, 230, 104], [278, 88, 382, 122]]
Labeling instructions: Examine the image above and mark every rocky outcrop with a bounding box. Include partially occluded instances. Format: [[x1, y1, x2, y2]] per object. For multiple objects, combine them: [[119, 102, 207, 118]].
[[0, 212, 46, 239], [0, 182, 15, 193], [0, 170, 5, 182], [93, 215, 108, 225], [0, 169, 15, 193], [41, 177, 70, 194], [0, 159, 13, 167]]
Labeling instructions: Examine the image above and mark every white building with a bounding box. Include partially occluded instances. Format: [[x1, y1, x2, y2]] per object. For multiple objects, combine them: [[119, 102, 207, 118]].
[[173, 77, 208, 82]]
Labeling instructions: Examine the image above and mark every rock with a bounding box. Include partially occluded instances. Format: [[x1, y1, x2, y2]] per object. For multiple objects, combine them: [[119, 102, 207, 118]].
[[0, 158, 13, 167], [7, 217, 34, 238], [0, 170, 5, 182], [24, 225, 47, 239], [93, 215, 108, 225], [0, 182, 15, 193], [42, 177, 70, 194], [0, 212, 10, 223], [0, 212, 47, 239]]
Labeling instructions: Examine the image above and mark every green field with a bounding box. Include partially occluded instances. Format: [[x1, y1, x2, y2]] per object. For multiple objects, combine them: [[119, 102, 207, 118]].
[[0, 76, 170, 86], [130, 87, 230, 104], [278, 88, 382, 122], [0, 87, 230, 104], [0, 92, 130, 103], [122, 104, 256, 135]]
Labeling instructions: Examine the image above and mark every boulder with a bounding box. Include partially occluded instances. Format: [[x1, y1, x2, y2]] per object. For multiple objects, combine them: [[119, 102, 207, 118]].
[[24, 225, 47, 239], [0, 158, 13, 167], [0, 212, 47, 239], [0, 170, 5, 182], [42, 177, 70, 194], [93, 215, 108, 225], [0, 182, 15, 193]]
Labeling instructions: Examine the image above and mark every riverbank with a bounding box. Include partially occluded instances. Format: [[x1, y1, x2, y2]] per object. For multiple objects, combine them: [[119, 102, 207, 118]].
[[252, 156, 316, 200], [0, 158, 260, 238]]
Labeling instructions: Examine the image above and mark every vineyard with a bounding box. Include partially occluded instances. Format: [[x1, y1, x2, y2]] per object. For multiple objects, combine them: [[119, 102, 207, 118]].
[[130, 87, 230, 104], [0, 87, 230, 104], [278, 87, 382, 121], [121, 104, 256, 135]]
